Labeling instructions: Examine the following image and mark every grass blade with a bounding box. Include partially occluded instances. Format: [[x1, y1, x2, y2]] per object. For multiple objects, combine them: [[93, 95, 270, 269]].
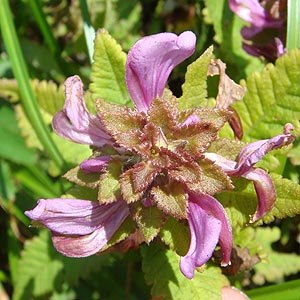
[[286, 0, 300, 50], [80, 0, 95, 64]]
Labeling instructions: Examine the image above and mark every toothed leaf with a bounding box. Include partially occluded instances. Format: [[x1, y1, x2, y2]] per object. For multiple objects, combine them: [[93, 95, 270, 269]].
[[98, 159, 123, 204], [132, 203, 164, 244], [90, 29, 130, 105], [151, 181, 188, 219], [179, 46, 214, 109]]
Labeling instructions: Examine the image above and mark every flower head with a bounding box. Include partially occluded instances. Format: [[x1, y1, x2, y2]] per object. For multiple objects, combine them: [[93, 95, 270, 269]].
[[25, 30, 294, 280], [229, 0, 287, 62]]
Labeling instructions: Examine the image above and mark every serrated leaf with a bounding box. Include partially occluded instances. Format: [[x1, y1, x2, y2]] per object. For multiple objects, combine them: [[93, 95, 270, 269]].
[[141, 243, 229, 300], [233, 49, 300, 141], [195, 158, 233, 195], [179, 46, 213, 110], [160, 216, 190, 256], [148, 97, 178, 136], [253, 227, 300, 285], [0, 79, 65, 114], [0, 79, 20, 102], [98, 159, 123, 204], [63, 166, 100, 189], [90, 29, 130, 105], [13, 230, 113, 300], [151, 181, 188, 219], [120, 169, 143, 203], [132, 203, 164, 243], [174, 122, 219, 157]]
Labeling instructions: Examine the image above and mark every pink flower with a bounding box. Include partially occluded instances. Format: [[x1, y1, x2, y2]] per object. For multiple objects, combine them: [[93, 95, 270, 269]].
[[25, 30, 294, 280], [229, 0, 286, 61]]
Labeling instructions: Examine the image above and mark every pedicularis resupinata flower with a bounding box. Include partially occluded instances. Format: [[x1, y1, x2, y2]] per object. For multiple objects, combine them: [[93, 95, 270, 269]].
[[228, 0, 287, 62], [25, 31, 294, 279]]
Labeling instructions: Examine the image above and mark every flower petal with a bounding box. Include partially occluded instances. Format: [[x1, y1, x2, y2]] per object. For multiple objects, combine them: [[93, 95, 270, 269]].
[[204, 153, 276, 222], [25, 198, 129, 235], [126, 31, 196, 112], [243, 168, 276, 222], [180, 199, 222, 279], [180, 193, 232, 279], [80, 156, 111, 173], [228, 0, 282, 28], [52, 76, 111, 147], [51, 203, 129, 257], [235, 125, 295, 175]]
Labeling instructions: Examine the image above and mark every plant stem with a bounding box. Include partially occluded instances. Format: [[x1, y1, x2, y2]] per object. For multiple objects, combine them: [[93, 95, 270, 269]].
[[286, 0, 300, 50]]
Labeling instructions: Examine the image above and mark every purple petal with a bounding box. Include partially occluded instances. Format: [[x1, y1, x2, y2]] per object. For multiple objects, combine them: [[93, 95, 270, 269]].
[[229, 0, 282, 28], [126, 31, 196, 112], [52, 76, 111, 147], [51, 203, 129, 257], [243, 168, 276, 223], [274, 37, 286, 57], [180, 194, 232, 279], [204, 154, 277, 222], [235, 126, 295, 175], [25, 198, 129, 235], [80, 156, 111, 173]]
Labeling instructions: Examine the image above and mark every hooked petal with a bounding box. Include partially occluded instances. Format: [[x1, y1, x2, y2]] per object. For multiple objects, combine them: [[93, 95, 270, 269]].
[[52, 76, 111, 147], [126, 31, 196, 112], [51, 203, 129, 257], [243, 168, 276, 222], [204, 153, 277, 222], [180, 194, 232, 279], [25, 198, 129, 235], [235, 125, 295, 175]]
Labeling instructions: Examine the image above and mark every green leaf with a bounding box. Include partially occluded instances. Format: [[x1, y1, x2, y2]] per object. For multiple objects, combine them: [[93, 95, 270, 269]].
[[233, 49, 300, 141], [13, 230, 113, 300], [98, 159, 122, 204], [141, 243, 229, 300], [151, 181, 187, 219], [63, 166, 100, 189], [132, 203, 164, 244], [0, 78, 65, 114], [160, 216, 190, 256], [90, 29, 130, 105], [179, 46, 213, 110], [253, 227, 300, 285]]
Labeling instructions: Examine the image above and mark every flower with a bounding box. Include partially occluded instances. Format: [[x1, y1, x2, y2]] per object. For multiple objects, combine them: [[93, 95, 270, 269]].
[[229, 0, 287, 62], [25, 199, 129, 257], [25, 30, 294, 280]]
